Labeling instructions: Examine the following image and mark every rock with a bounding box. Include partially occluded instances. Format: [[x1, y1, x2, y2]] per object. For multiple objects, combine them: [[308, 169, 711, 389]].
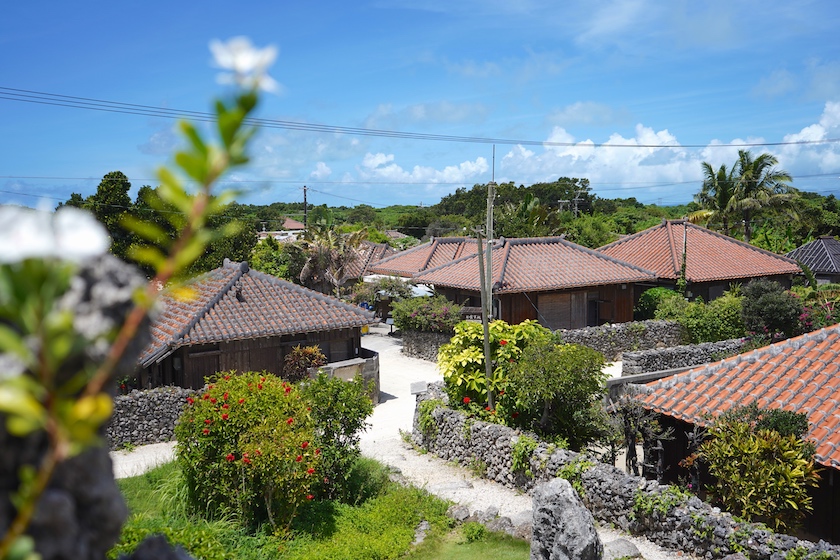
[[447, 504, 471, 523], [477, 506, 499, 523], [413, 520, 431, 545], [603, 538, 641, 560], [124, 534, 195, 560], [486, 516, 513, 534], [531, 478, 603, 560]]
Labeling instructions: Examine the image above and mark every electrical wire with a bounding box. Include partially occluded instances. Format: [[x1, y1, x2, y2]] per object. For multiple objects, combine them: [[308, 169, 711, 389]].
[[3, 86, 840, 149]]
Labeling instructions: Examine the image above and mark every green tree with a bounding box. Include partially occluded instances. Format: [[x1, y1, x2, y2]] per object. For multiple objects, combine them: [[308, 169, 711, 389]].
[[507, 336, 607, 450], [730, 150, 796, 243], [346, 204, 378, 226], [251, 236, 307, 282], [741, 278, 803, 340], [187, 202, 258, 275], [299, 227, 367, 295], [687, 162, 737, 235], [56, 192, 85, 209], [88, 171, 133, 259], [562, 213, 618, 248], [495, 193, 562, 238]]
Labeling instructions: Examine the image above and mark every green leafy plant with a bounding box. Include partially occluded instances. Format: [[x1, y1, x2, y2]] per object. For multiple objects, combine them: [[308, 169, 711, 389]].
[[741, 278, 804, 341], [631, 485, 690, 519], [556, 458, 594, 498], [417, 398, 445, 439], [635, 287, 682, 320], [175, 371, 319, 531], [511, 435, 538, 479], [438, 319, 549, 407], [460, 522, 488, 543], [283, 344, 327, 383], [700, 406, 820, 532], [391, 295, 462, 334], [506, 336, 607, 450], [299, 372, 374, 501]]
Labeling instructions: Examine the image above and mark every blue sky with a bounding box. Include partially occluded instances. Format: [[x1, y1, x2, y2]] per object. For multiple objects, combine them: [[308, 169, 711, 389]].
[[2, 0, 839, 210]]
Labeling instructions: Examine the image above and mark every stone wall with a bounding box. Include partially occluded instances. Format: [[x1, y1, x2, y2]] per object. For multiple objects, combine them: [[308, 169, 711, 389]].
[[557, 320, 684, 361], [107, 386, 197, 449], [401, 330, 451, 362], [412, 386, 840, 560], [315, 348, 380, 403], [621, 338, 748, 375]]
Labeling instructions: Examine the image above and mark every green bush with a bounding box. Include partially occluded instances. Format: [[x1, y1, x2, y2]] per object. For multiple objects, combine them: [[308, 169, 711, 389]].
[[655, 290, 745, 343], [437, 319, 550, 407], [635, 287, 682, 320], [175, 371, 319, 531], [284, 344, 327, 383], [741, 278, 804, 340], [391, 295, 461, 333], [350, 276, 415, 306], [700, 406, 819, 532], [506, 337, 607, 450], [299, 372, 374, 501]]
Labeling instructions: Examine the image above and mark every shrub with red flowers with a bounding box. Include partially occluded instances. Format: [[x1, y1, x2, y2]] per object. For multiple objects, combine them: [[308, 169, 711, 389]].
[[175, 371, 319, 531]]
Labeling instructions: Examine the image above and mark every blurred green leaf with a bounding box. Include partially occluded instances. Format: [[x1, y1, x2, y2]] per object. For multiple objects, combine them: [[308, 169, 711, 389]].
[[0, 325, 33, 366], [121, 215, 169, 245]]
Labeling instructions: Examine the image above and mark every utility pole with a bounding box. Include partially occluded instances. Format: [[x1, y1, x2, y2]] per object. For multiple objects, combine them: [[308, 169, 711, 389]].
[[303, 185, 308, 228]]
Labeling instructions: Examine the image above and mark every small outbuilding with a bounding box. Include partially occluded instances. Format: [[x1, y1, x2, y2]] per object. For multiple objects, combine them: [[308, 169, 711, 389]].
[[787, 235, 840, 284], [138, 259, 375, 390]]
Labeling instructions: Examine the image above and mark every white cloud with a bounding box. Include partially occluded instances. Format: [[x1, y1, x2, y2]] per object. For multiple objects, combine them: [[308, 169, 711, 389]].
[[357, 153, 489, 186], [362, 153, 396, 169], [753, 69, 798, 99], [575, 0, 650, 46], [548, 101, 628, 127], [310, 162, 331, 179]]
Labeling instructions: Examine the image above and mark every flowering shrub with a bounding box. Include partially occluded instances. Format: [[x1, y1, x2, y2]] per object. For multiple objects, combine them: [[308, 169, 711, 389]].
[[299, 372, 373, 501], [175, 371, 319, 531], [283, 344, 327, 383], [391, 295, 461, 333], [437, 319, 549, 409]]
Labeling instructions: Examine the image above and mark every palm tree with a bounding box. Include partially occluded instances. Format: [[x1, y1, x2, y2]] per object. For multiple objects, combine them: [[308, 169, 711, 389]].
[[299, 227, 367, 296], [729, 150, 795, 243], [687, 162, 736, 235]]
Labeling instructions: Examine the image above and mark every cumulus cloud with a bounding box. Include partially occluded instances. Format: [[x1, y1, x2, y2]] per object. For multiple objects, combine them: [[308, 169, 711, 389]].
[[357, 152, 489, 185], [310, 162, 331, 179], [137, 126, 179, 156]]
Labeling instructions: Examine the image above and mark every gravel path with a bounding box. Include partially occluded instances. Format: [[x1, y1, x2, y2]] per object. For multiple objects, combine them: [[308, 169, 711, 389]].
[[111, 323, 689, 559]]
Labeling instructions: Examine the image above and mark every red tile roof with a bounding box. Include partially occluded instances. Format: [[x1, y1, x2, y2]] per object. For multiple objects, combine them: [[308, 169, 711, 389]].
[[368, 237, 479, 277], [638, 324, 840, 469], [412, 237, 656, 294], [344, 241, 397, 279], [598, 220, 801, 282], [139, 260, 374, 367], [283, 217, 306, 230]]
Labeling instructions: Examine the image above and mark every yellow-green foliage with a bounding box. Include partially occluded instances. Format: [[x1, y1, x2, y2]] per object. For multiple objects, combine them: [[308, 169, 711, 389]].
[[437, 319, 549, 404], [700, 416, 820, 532]]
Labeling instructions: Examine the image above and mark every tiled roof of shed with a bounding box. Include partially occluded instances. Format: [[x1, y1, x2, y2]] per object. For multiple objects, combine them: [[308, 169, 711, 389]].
[[368, 237, 479, 277], [344, 241, 397, 280], [412, 237, 656, 294], [637, 324, 840, 469], [787, 236, 840, 275], [139, 260, 374, 367], [597, 220, 800, 282]]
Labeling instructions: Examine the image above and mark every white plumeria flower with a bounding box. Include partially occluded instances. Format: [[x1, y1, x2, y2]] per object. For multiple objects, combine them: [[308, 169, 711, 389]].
[[210, 36, 279, 92], [0, 206, 110, 263]]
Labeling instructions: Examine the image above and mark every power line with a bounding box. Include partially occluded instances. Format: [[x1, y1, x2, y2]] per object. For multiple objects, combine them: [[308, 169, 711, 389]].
[[3, 86, 840, 149]]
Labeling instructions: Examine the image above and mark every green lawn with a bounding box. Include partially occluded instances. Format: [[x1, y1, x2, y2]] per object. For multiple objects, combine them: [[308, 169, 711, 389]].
[[112, 459, 529, 560]]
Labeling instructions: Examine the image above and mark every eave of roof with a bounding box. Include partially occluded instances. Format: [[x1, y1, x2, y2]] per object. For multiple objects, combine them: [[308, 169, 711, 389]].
[[636, 324, 840, 469]]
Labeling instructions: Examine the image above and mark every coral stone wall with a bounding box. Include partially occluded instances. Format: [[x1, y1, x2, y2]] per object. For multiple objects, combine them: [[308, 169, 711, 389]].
[[621, 338, 748, 375], [107, 386, 197, 449], [412, 385, 840, 560], [556, 320, 684, 361], [400, 331, 452, 362]]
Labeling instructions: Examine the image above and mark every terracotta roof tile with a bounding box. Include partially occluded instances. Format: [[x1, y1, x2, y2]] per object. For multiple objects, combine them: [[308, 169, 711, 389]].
[[139, 260, 374, 367], [344, 241, 397, 279], [412, 237, 656, 293], [368, 237, 478, 277], [598, 220, 801, 282], [638, 324, 840, 468]]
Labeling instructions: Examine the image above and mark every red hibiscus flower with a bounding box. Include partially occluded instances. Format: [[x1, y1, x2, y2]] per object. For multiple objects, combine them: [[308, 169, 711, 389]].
[[242, 457, 251, 465], [221, 414, 229, 420], [307, 468, 315, 474], [238, 398, 245, 404], [225, 453, 235, 462], [463, 397, 471, 404], [500, 339, 508, 346], [306, 494, 314, 500], [296, 455, 303, 462], [223, 392, 229, 401], [202, 428, 209, 435], [186, 397, 194, 405], [204, 419, 212, 425], [301, 441, 309, 449], [287, 417, 294, 425]]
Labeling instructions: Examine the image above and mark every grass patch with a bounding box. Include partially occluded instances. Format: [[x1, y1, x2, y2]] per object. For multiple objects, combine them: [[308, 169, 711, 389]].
[[115, 457, 525, 559], [406, 528, 530, 560]]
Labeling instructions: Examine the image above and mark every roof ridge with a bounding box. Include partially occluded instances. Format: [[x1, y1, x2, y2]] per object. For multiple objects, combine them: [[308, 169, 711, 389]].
[[370, 240, 433, 268], [247, 266, 375, 319], [174, 260, 248, 343], [497, 239, 513, 288], [684, 220, 800, 265], [666, 221, 684, 278]]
